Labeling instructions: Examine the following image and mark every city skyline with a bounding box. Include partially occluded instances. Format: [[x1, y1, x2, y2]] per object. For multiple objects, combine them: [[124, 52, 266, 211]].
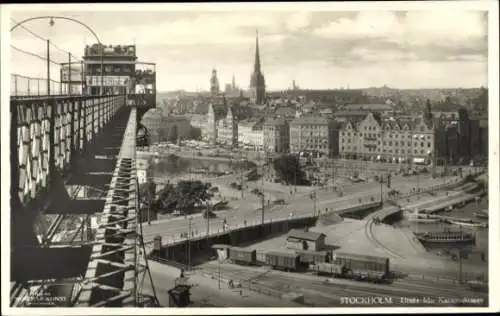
[[7, 5, 489, 92]]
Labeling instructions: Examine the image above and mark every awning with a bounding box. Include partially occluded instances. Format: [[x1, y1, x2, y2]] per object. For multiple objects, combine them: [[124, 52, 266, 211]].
[[413, 157, 425, 164]]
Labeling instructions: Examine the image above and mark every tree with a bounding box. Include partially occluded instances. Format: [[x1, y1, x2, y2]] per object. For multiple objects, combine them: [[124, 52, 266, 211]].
[[158, 127, 169, 142], [272, 155, 308, 185], [167, 124, 178, 143], [187, 126, 202, 140], [155, 180, 215, 215], [139, 179, 156, 205], [139, 179, 157, 224]]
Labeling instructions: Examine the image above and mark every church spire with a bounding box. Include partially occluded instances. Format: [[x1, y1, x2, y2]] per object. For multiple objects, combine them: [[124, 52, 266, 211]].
[[254, 29, 261, 73], [250, 29, 266, 105]]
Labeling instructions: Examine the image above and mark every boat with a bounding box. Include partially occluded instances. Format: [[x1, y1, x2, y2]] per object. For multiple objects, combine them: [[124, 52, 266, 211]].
[[449, 219, 488, 229], [473, 210, 488, 220], [415, 231, 476, 245], [408, 216, 441, 223]]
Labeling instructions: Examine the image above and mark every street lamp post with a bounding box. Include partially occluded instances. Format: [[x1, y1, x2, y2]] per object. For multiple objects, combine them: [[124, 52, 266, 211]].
[[206, 203, 211, 237], [46, 40, 50, 95], [11, 16, 105, 96], [218, 257, 222, 290], [10, 16, 104, 95], [380, 174, 383, 204], [186, 217, 192, 270], [417, 168, 420, 199]]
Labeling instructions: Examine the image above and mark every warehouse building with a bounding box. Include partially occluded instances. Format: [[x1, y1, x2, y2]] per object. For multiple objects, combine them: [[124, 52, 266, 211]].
[[286, 229, 326, 252]]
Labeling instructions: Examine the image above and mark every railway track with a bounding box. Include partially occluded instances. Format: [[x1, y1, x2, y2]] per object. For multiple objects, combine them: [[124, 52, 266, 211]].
[[253, 272, 486, 307], [364, 219, 405, 259], [197, 259, 487, 306]]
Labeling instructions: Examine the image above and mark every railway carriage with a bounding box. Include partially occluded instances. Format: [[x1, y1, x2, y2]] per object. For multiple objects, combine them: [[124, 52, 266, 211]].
[[265, 251, 304, 272], [296, 250, 330, 264], [332, 252, 390, 277], [228, 247, 257, 266]]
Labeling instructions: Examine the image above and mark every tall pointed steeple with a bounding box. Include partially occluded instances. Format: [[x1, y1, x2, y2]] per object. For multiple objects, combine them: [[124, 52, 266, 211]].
[[254, 29, 261, 73], [250, 29, 266, 105]]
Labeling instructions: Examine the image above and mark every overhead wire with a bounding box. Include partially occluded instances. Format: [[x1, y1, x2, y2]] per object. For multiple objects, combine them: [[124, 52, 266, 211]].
[[10, 18, 84, 64], [10, 45, 61, 66]]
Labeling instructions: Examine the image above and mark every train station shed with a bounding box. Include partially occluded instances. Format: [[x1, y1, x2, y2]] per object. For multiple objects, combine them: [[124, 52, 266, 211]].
[[286, 229, 326, 252], [212, 244, 231, 261]]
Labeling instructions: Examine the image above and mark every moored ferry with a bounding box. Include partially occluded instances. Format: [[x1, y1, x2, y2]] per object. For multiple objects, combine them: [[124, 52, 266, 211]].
[[415, 230, 476, 245]]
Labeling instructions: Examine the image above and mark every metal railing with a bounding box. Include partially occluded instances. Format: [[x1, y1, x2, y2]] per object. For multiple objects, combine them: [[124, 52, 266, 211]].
[[11, 74, 80, 97]]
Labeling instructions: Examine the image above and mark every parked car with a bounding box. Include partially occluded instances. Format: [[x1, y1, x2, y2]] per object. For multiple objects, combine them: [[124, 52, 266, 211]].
[[203, 210, 216, 219]]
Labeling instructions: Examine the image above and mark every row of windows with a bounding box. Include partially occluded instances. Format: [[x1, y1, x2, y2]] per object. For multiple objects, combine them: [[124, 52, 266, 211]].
[[293, 144, 329, 150], [342, 147, 427, 155], [88, 66, 134, 73], [342, 139, 432, 147], [342, 132, 431, 140], [294, 125, 328, 130], [347, 124, 428, 133]]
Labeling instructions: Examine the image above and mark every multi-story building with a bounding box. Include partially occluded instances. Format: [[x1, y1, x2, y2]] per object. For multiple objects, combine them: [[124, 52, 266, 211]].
[[238, 118, 264, 151], [82, 43, 156, 106], [217, 106, 238, 148], [263, 118, 289, 153], [289, 116, 339, 158], [434, 108, 477, 164], [339, 111, 448, 165], [205, 96, 240, 146], [210, 69, 220, 97], [137, 158, 153, 184]]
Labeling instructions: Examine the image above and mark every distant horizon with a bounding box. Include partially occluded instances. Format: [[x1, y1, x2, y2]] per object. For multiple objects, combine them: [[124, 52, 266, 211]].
[[158, 85, 488, 94], [8, 8, 488, 92]]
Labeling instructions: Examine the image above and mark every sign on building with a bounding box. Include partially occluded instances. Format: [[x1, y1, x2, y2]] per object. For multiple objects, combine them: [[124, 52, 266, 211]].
[[61, 66, 83, 83], [86, 75, 129, 87]]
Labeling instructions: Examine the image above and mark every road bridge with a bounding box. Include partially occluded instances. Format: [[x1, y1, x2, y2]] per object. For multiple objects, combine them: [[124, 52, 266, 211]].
[[10, 92, 156, 307]]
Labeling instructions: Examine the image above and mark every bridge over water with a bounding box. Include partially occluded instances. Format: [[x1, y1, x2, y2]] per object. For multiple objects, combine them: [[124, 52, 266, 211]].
[[9, 93, 156, 307]]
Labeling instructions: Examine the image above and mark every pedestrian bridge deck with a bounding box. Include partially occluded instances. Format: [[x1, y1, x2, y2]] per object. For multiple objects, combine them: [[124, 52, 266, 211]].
[[10, 93, 154, 307]]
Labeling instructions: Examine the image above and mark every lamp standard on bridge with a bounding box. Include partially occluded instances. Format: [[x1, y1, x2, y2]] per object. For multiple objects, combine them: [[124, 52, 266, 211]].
[[380, 173, 384, 204], [11, 16, 105, 96]]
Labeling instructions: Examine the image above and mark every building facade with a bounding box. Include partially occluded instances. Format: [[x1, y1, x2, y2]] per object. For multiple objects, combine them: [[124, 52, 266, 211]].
[[434, 108, 476, 164], [338, 111, 448, 165], [286, 229, 326, 252], [210, 69, 220, 97], [289, 116, 339, 158], [82, 43, 156, 109], [137, 158, 153, 184], [263, 118, 289, 153], [238, 119, 264, 151], [83, 44, 137, 96], [217, 106, 239, 148], [249, 32, 266, 105]]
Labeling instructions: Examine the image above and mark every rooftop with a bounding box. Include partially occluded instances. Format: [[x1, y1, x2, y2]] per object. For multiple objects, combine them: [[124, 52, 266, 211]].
[[291, 116, 332, 126], [264, 117, 288, 127], [287, 229, 325, 242], [341, 103, 393, 111], [333, 111, 369, 117]]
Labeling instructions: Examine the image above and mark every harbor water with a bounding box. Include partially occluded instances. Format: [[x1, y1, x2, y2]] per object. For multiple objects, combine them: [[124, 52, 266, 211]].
[[396, 197, 488, 267]]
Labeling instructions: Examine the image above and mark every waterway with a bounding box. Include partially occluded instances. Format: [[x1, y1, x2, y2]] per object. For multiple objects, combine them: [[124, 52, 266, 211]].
[[396, 197, 488, 267]]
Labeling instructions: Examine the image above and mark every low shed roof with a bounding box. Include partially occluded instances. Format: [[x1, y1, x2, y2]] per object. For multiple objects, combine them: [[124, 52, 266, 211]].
[[287, 229, 325, 242]]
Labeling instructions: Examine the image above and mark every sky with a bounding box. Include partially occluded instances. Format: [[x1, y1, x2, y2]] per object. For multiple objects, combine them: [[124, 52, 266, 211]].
[[6, 4, 490, 92]]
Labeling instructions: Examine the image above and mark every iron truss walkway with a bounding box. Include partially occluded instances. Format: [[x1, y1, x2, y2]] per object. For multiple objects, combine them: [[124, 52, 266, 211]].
[[10, 94, 158, 307]]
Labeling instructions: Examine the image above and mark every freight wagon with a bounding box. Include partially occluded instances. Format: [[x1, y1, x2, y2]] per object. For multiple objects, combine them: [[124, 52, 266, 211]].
[[312, 262, 390, 283], [332, 252, 390, 277], [296, 250, 330, 264], [265, 251, 304, 272], [228, 247, 257, 265]]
